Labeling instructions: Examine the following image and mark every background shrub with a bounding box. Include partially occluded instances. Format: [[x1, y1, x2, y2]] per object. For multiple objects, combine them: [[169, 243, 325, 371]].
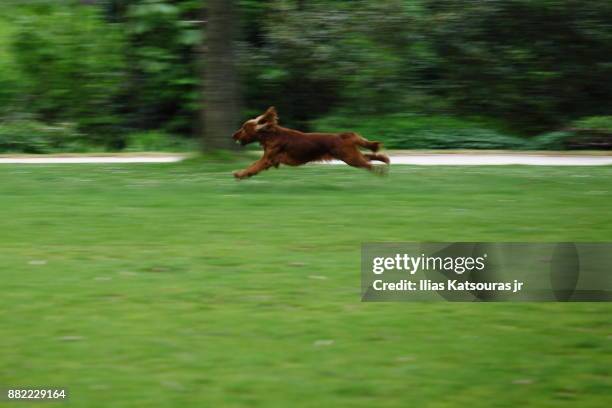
[[11, 4, 126, 147], [571, 116, 612, 131], [529, 131, 573, 151], [125, 131, 196, 152], [528, 117, 612, 150], [0, 120, 84, 153]]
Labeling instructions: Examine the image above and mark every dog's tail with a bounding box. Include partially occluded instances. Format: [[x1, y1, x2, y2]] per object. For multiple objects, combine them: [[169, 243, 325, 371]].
[[357, 135, 382, 152], [341, 132, 382, 151], [367, 140, 382, 152]]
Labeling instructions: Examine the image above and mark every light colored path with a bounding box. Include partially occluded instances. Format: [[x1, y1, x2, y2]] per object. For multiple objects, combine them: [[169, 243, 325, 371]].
[[0, 153, 611, 166], [341, 154, 612, 166]]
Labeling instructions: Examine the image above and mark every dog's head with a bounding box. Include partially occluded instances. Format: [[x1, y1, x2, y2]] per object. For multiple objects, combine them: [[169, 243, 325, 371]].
[[232, 106, 278, 146]]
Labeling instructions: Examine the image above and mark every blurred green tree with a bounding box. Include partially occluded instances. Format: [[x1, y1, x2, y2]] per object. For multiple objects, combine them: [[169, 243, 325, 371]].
[[122, 0, 202, 135], [203, 0, 240, 151], [240, 0, 432, 129], [12, 3, 127, 147], [423, 0, 612, 133]]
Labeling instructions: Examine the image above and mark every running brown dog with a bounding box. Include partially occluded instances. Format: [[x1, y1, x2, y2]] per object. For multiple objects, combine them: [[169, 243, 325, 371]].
[[231, 107, 389, 179]]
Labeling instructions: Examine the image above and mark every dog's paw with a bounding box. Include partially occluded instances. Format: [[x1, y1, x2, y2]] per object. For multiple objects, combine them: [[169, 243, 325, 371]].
[[372, 165, 389, 176], [233, 171, 247, 180]]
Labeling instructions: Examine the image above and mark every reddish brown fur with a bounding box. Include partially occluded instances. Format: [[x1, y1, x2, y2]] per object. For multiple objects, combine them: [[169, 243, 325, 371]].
[[231, 107, 389, 179]]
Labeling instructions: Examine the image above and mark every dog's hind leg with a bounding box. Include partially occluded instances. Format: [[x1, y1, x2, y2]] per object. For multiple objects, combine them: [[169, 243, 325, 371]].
[[345, 151, 388, 176], [338, 149, 375, 172], [364, 153, 390, 164]]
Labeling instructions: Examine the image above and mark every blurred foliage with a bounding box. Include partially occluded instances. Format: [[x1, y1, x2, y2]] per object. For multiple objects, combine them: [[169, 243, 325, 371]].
[[564, 116, 612, 149], [0, 0, 611, 151], [125, 130, 197, 151], [0, 119, 84, 153], [571, 116, 612, 131], [240, 0, 431, 127], [122, 0, 202, 134], [423, 0, 612, 133], [530, 116, 612, 150], [529, 131, 574, 151], [11, 3, 126, 148]]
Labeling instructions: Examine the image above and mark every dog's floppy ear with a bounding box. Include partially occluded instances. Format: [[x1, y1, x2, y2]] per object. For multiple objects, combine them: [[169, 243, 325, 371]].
[[256, 106, 278, 130]]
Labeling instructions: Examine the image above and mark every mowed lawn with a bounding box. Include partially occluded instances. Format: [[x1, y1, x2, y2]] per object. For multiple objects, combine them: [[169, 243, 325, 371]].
[[0, 160, 610, 408]]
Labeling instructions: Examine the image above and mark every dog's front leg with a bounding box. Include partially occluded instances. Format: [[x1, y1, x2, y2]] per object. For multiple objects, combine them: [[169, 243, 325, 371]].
[[233, 158, 273, 179]]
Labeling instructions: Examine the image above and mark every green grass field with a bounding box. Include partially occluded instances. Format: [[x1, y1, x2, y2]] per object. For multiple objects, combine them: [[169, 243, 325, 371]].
[[1, 160, 610, 407]]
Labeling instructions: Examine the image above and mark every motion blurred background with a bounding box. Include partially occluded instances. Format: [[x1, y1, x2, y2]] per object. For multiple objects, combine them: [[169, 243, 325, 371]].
[[0, 0, 611, 153]]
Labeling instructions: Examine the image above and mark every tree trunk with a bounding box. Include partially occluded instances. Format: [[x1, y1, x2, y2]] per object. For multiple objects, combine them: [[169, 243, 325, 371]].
[[202, 0, 240, 151]]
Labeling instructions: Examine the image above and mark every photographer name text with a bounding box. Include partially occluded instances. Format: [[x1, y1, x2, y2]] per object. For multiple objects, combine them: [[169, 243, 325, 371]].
[[372, 279, 525, 293], [371, 254, 524, 293]]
